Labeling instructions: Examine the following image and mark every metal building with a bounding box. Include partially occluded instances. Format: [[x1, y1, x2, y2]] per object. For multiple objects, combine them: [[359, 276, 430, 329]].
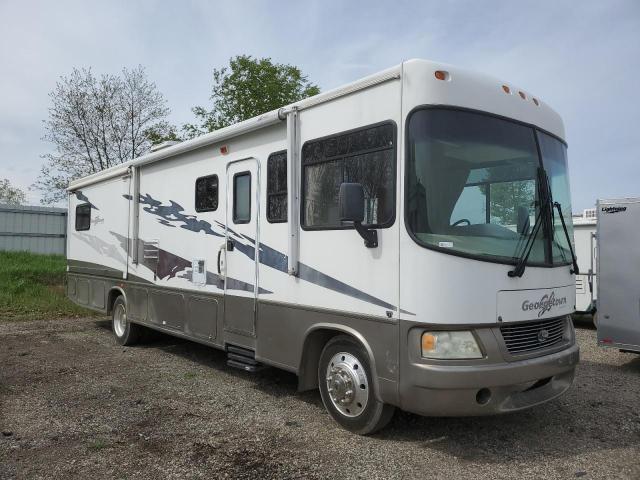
[[0, 204, 67, 255]]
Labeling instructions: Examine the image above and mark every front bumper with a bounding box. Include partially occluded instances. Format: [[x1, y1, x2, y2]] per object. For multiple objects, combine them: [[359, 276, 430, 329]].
[[398, 322, 580, 416]]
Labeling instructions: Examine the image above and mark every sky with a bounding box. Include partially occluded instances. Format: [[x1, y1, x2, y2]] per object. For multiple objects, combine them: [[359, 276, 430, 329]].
[[0, 0, 638, 210]]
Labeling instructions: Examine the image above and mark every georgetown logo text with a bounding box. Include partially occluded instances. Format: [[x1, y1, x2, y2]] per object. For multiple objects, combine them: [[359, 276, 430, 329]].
[[522, 292, 567, 318]]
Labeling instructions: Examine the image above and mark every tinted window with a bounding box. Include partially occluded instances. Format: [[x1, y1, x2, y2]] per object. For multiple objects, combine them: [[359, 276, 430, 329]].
[[538, 131, 574, 264], [233, 172, 251, 224], [302, 122, 395, 229], [267, 151, 287, 223], [75, 203, 91, 231], [406, 108, 546, 264], [195, 175, 218, 212]]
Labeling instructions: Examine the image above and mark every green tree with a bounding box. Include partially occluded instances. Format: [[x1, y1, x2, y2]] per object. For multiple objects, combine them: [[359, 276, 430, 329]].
[[487, 180, 535, 225], [478, 163, 536, 225], [144, 124, 182, 145], [184, 55, 320, 138], [0, 178, 26, 205]]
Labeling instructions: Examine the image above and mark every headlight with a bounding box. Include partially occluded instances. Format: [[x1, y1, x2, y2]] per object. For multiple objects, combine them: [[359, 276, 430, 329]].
[[421, 331, 483, 359]]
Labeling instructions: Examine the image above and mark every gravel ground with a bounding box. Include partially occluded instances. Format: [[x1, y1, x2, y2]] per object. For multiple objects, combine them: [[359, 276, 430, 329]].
[[1, 316, 639, 479]]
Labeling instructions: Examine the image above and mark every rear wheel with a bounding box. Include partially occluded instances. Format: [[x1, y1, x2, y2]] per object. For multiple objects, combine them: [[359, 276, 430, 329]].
[[318, 335, 395, 435], [112, 296, 141, 346]]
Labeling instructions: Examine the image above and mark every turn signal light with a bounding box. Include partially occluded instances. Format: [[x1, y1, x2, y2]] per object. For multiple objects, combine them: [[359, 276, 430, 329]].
[[422, 333, 436, 352]]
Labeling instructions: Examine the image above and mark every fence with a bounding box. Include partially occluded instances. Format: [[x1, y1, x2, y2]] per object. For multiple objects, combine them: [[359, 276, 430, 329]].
[[0, 204, 67, 255]]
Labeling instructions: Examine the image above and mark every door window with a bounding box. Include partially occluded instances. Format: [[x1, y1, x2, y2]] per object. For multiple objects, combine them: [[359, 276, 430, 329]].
[[233, 172, 251, 224]]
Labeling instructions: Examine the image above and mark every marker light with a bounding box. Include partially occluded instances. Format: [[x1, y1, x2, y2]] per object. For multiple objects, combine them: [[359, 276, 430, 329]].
[[519, 91, 526, 99], [421, 331, 483, 359], [220, 145, 229, 155], [502, 85, 511, 94], [434, 70, 449, 81], [533, 98, 540, 106], [422, 333, 436, 351]]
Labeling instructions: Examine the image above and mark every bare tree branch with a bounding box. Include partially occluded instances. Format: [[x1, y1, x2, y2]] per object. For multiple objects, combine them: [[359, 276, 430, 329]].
[[0, 179, 27, 205], [34, 66, 174, 204]]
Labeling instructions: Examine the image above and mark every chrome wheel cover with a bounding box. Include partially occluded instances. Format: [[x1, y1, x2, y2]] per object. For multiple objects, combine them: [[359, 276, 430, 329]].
[[113, 303, 127, 338], [325, 352, 369, 418]]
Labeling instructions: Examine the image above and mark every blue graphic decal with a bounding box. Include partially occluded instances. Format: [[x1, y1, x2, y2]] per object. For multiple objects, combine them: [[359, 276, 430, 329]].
[[123, 193, 406, 313], [75, 190, 99, 210], [137, 194, 223, 237]]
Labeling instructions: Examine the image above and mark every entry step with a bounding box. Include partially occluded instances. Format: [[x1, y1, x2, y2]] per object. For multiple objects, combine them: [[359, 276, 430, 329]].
[[226, 345, 265, 373]]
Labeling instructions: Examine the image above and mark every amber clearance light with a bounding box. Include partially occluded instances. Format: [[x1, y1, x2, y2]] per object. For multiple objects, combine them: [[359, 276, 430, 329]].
[[421, 333, 437, 353], [434, 70, 449, 81]]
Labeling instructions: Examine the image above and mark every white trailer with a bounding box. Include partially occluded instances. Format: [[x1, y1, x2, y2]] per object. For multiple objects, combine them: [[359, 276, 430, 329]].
[[67, 59, 580, 434], [596, 198, 640, 353], [572, 209, 597, 313]]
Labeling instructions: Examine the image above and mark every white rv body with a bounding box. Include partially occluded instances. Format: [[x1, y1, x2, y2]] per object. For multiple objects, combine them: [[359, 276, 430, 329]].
[[67, 59, 579, 427], [572, 209, 597, 313], [596, 198, 640, 353]]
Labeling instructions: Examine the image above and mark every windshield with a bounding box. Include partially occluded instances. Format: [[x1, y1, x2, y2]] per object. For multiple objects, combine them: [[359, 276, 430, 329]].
[[538, 131, 574, 263], [406, 108, 572, 266]]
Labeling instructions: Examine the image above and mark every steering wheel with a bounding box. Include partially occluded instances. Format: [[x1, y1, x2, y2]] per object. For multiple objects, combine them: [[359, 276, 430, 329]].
[[452, 219, 471, 227]]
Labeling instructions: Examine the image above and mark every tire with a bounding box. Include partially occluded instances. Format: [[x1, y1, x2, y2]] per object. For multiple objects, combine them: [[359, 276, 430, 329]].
[[111, 296, 141, 346], [318, 335, 395, 435]]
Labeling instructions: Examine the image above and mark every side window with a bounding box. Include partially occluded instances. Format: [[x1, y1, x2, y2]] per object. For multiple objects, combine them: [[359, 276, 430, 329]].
[[195, 174, 218, 212], [233, 172, 251, 224], [75, 203, 91, 231], [267, 151, 287, 223], [301, 122, 396, 229]]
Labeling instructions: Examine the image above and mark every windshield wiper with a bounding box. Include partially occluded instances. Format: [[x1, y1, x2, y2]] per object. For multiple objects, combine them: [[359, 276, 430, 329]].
[[508, 167, 551, 278], [553, 201, 580, 274]]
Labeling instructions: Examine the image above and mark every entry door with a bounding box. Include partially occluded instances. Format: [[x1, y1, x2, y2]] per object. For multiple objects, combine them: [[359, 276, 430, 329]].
[[224, 158, 259, 336]]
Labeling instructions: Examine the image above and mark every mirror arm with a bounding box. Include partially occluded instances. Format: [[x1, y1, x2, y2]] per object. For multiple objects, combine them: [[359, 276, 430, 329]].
[[354, 221, 378, 248]]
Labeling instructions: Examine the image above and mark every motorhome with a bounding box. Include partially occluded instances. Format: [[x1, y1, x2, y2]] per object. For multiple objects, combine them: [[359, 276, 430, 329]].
[[66, 59, 580, 434], [572, 208, 597, 314], [596, 198, 640, 353]]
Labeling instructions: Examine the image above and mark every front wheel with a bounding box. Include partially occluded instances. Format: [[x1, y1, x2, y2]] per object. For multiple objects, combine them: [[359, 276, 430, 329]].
[[112, 296, 141, 346], [318, 335, 395, 435]]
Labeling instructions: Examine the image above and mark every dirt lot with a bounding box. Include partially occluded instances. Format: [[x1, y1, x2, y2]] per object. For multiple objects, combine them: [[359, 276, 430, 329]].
[[1, 317, 639, 480]]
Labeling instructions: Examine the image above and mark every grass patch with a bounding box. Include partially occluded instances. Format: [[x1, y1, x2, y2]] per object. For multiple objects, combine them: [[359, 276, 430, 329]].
[[0, 251, 94, 322]]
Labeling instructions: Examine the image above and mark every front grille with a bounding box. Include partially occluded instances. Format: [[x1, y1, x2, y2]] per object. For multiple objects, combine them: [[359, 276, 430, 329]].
[[500, 317, 566, 354]]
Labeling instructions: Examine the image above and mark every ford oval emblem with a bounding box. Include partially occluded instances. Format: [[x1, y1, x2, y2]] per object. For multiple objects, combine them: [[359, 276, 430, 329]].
[[538, 329, 550, 342]]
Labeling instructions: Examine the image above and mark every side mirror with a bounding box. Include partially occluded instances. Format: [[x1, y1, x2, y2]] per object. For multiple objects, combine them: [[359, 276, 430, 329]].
[[339, 183, 365, 222], [339, 183, 378, 248]]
